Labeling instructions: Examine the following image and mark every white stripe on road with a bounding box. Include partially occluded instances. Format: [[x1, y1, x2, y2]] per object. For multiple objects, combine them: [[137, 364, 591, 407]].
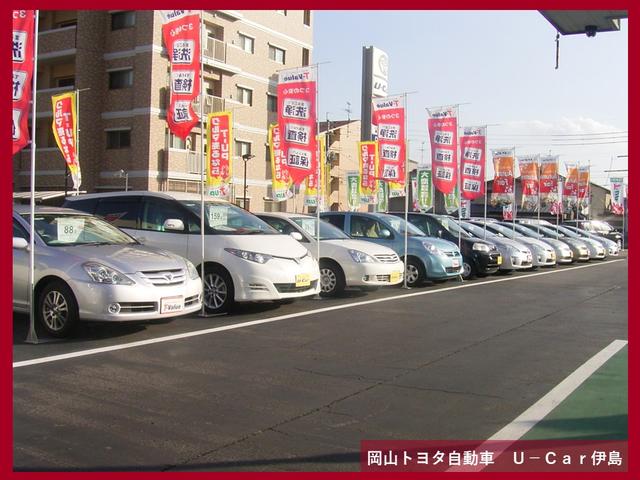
[[448, 338, 628, 472], [14, 259, 625, 368]]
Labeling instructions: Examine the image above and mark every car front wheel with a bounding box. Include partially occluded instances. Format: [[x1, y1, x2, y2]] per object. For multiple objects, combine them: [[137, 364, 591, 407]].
[[37, 280, 79, 337], [319, 260, 346, 297], [203, 266, 234, 314], [405, 258, 425, 287]]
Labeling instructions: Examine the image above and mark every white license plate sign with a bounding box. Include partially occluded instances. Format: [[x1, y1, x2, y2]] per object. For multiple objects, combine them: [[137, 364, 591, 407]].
[[295, 273, 311, 287], [160, 296, 184, 314], [452, 259, 460, 268], [390, 271, 402, 283]]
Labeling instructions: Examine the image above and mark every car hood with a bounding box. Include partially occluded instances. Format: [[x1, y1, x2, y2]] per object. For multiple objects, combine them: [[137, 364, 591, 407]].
[[322, 239, 398, 257], [416, 236, 460, 252], [539, 237, 570, 250], [56, 244, 186, 273], [229, 234, 310, 259], [560, 237, 589, 248], [486, 236, 529, 252], [515, 236, 553, 251]]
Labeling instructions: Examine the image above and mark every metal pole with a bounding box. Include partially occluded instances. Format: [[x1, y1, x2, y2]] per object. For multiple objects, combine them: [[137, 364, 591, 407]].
[[622, 183, 626, 250], [199, 10, 206, 317], [403, 93, 409, 289], [483, 126, 488, 239], [537, 154, 541, 230], [457, 106, 461, 251], [315, 64, 321, 274], [26, 10, 40, 344], [512, 146, 516, 237], [243, 158, 247, 210], [73, 87, 90, 195]]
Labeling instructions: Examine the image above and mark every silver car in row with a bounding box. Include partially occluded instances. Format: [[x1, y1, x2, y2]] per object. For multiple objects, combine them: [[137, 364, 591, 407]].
[[13, 206, 203, 337]]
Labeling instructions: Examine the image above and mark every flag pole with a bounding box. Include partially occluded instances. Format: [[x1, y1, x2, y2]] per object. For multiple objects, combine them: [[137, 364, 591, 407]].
[[401, 92, 418, 288], [198, 10, 206, 317], [512, 146, 516, 237], [457, 106, 461, 251], [26, 10, 40, 344], [315, 64, 321, 277], [483, 126, 488, 240]]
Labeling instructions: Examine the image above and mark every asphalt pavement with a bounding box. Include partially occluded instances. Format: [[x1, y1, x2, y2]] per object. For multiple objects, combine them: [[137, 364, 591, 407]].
[[13, 257, 628, 471]]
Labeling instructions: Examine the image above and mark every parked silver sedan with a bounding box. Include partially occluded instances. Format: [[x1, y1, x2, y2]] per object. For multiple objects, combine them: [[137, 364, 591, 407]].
[[13, 206, 202, 337]]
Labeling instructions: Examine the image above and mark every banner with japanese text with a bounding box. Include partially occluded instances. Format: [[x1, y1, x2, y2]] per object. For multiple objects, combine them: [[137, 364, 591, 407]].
[[51, 92, 81, 190], [358, 141, 379, 203], [206, 111, 232, 198], [578, 165, 590, 213], [268, 124, 291, 202], [460, 126, 485, 200], [277, 66, 318, 185], [551, 178, 564, 215], [304, 134, 326, 208], [416, 167, 433, 211], [517, 154, 539, 212], [610, 177, 625, 215], [372, 96, 405, 190], [346, 172, 360, 211], [563, 162, 579, 211], [539, 155, 560, 213], [410, 171, 418, 210], [12, 10, 36, 155], [161, 10, 200, 140], [427, 106, 458, 195], [460, 199, 471, 219], [444, 185, 459, 215], [490, 149, 515, 208]]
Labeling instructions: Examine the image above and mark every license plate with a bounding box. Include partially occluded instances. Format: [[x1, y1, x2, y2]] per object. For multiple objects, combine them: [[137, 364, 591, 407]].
[[390, 271, 402, 283], [295, 273, 311, 287], [452, 259, 460, 268], [160, 296, 184, 314], [526, 254, 532, 262], [497, 256, 503, 265]]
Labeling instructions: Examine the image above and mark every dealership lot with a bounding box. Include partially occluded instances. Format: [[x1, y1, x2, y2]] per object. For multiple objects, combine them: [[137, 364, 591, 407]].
[[13, 257, 627, 471]]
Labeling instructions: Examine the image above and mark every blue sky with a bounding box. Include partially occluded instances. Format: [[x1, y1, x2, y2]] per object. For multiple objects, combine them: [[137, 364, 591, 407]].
[[313, 10, 628, 186]]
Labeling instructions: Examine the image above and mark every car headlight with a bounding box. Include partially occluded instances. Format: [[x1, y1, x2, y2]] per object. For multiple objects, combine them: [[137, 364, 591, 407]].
[[473, 242, 490, 252], [224, 248, 273, 264], [421, 241, 443, 255], [348, 249, 376, 263], [185, 259, 199, 280], [83, 262, 134, 285]]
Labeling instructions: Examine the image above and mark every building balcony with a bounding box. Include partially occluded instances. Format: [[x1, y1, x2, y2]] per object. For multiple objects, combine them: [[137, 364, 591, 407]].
[[192, 94, 226, 116], [38, 26, 77, 58]]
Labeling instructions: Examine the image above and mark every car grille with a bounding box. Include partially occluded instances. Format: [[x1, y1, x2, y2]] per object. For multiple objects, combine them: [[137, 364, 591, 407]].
[[444, 251, 458, 257], [445, 266, 460, 273], [139, 269, 186, 286], [374, 253, 400, 263], [274, 280, 318, 293], [185, 294, 200, 307], [118, 302, 158, 313]]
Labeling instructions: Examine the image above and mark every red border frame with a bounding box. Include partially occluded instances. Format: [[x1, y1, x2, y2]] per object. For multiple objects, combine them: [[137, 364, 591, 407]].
[[4, 2, 635, 479]]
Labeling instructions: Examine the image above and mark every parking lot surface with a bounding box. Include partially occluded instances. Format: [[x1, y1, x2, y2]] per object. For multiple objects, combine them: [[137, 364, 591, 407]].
[[13, 257, 627, 471]]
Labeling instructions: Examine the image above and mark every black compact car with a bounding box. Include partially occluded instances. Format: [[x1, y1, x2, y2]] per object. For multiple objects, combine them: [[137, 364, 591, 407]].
[[388, 212, 502, 279], [562, 220, 624, 248]]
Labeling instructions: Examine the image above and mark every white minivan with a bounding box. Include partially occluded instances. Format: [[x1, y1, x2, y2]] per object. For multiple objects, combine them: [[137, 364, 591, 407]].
[[64, 192, 320, 313]]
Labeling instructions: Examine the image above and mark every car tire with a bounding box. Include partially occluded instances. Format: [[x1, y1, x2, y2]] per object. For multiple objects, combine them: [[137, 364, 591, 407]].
[[461, 260, 475, 280], [37, 280, 79, 338], [405, 257, 425, 287], [202, 265, 234, 314], [319, 260, 346, 297]]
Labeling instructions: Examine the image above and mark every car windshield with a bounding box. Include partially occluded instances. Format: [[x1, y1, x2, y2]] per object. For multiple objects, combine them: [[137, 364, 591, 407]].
[[181, 201, 277, 234], [590, 220, 615, 233], [508, 224, 545, 239], [24, 213, 137, 246], [484, 222, 517, 238], [435, 217, 473, 238], [460, 221, 498, 238], [524, 224, 565, 238], [377, 214, 426, 236], [291, 217, 350, 240], [553, 225, 580, 238]]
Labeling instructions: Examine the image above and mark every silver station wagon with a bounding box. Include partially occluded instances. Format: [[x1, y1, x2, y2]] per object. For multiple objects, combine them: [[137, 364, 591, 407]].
[[13, 206, 202, 337]]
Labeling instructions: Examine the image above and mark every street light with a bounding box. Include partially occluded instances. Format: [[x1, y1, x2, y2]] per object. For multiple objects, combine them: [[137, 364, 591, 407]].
[[241, 153, 255, 210], [118, 169, 129, 191]]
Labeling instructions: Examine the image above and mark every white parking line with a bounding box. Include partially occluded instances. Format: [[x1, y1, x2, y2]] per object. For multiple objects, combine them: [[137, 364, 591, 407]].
[[448, 338, 628, 472], [13, 259, 625, 369]]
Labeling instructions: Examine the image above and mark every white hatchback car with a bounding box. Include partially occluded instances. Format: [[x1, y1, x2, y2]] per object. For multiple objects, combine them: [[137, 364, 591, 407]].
[[257, 212, 404, 296], [64, 192, 320, 313], [13, 206, 202, 337]]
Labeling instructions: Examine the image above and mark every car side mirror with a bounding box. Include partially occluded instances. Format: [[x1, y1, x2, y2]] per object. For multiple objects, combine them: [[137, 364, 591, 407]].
[[379, 228, 392, 239], [163, 219, 185, 231], [437, 229, 443, 238], [13, 237, 29, 250], [290, 231, 304, 242]]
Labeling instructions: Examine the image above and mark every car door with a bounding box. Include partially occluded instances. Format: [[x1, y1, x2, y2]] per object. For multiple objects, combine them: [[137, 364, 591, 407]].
[[139, 197, 190, 259], [349, 215, 396, 250], [12, 218, 30, 310]]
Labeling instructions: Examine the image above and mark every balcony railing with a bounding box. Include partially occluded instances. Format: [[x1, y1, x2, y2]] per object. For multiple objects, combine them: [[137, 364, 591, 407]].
[[203, 37, 226, 63], [192, 94, 225, 116]]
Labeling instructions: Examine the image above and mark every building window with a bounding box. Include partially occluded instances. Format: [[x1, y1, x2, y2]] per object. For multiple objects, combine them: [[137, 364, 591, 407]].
[[237, 86, 253, 106], [267, 94, 277, 113], [269, 45, 286, 64], [55, 76, 75, 88], [238, 33, 254, 54], [111, 11, 135, 30], [106, 130, 131, 149], [108, 69, 133, 89], [56, 19, 77, 28], [235, 140, 252, 158], [302, 48, 310, 66], [303, 10, 311, 26]]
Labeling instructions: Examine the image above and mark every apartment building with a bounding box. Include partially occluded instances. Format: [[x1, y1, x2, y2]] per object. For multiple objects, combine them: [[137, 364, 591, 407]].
[[13, 10, 314, 212]]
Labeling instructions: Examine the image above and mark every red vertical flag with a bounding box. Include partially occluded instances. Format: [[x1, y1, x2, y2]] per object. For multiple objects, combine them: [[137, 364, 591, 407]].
[[161, 10, 201, 140], [277, 66, 318, 185], [372, 96, 405, 187], [427, 106, 458, 194], [459, 126, 486, 200], [12, 10, 36, 155]]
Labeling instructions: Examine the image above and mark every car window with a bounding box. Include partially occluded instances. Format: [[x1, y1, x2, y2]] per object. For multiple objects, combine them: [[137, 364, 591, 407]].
[[291, 217, 350, 240], [95, 198, 141, 229], [260, 217, 299, 236], [181, 201, 276, 234], [13, 219, 29, 240], [141, 199, 189, 233], [321, 215, 345, 231], [407, 215, 431, 235], [64, 197, 97, 214], [23, 213, 137, 246], [351, 216, 384, 238]]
